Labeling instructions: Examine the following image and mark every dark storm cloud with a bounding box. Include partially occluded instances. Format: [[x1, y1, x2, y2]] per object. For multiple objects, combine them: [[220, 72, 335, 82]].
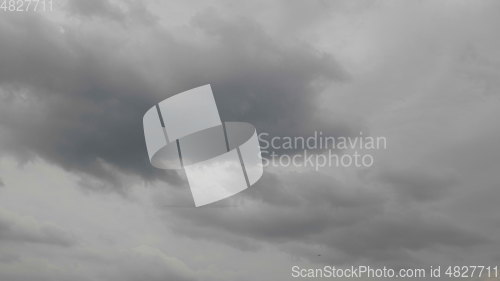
[[1, 2, 499, 279], [319, 209, 488, 264], [0, 8, 347, 190], [160, 169, 488, 264], [189, 11, 348, 136], [158, 171, 384, 252], [0, 13, 173, 189]]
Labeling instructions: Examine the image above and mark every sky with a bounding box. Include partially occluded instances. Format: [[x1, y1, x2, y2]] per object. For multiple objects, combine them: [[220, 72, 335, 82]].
[[1, 0, 500, 280]]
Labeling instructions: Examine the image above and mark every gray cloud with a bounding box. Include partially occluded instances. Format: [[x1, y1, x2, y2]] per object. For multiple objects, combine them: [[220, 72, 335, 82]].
[[160, 170, 488, 265], [93, 246, 198, 281], [0, 208, 76, 247], [376, 167, 457, 202], [189, 11, 348, 135], [67, 0, 125, 21], [0, 13, 170, 189], [1, 0, 500, 280], [319, 209, 489, 265], [0, 7, 347, 191], [0, 246, 198, 281], [67, 0, 156, 24]]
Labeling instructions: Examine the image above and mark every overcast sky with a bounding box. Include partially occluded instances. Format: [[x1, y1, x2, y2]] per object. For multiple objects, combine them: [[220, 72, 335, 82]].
[[1, 0, 500, 280]]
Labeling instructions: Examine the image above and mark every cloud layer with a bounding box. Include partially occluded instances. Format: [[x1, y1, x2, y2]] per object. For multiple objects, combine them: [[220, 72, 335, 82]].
[[1, 0, 500, 280]]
